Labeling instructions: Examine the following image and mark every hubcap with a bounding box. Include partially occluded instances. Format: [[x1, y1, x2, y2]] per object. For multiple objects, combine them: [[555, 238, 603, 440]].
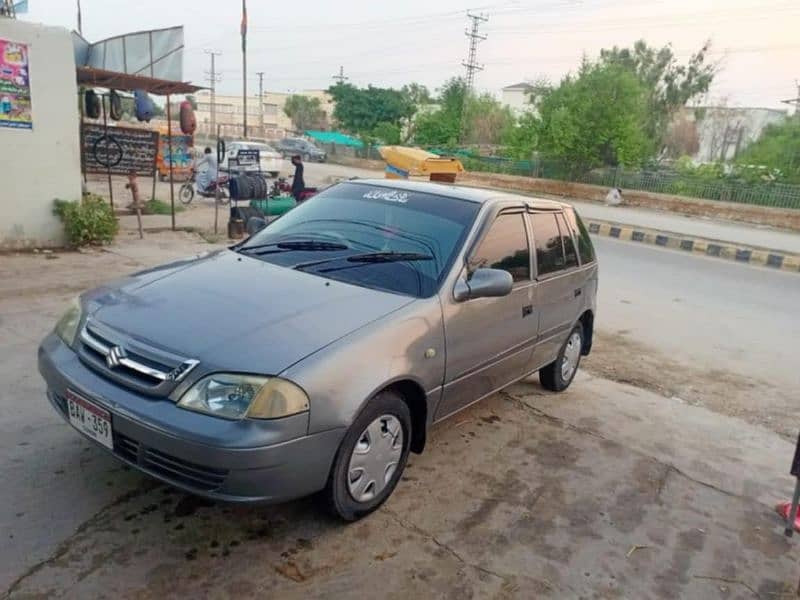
[[347, 414, 404, 503], [561, 331, 582, 382]]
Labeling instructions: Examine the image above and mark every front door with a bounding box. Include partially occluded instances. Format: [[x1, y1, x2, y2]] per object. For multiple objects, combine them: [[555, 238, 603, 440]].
[[435, 210, 537, 420]]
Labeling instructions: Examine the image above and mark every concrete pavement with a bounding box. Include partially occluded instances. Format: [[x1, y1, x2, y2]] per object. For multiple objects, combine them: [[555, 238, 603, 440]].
[[1, 229, 799, 598]]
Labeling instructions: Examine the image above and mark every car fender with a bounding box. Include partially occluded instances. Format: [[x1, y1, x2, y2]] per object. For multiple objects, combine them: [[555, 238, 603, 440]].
[[280, 296, 445, 435]]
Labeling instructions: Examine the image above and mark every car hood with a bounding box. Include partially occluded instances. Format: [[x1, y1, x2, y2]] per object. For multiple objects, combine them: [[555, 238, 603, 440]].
[[85, 250, 415, 374]]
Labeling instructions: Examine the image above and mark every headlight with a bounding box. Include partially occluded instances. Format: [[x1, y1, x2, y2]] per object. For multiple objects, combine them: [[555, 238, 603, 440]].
[[55, 296, 83, 347], [177, 374, 309, 420]]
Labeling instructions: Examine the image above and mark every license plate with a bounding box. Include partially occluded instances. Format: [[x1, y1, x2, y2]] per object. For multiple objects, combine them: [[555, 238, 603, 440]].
[[66, 389, 113, 450]]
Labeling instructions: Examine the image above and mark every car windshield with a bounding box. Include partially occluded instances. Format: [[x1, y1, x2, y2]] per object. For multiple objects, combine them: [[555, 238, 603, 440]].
[[238, 182, 480, 297]]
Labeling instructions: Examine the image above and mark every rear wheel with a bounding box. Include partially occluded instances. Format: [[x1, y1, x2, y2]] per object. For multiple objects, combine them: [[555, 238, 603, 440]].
[[324, 390, 411, 521], [178, 183, 194, 205], [539, 324, 583, 392]]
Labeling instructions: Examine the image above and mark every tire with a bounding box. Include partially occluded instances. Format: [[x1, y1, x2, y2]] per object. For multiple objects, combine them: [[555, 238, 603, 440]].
[[324, 390, 412, 521], [539, 323, 583, 392], [178, 183, 194, 205]]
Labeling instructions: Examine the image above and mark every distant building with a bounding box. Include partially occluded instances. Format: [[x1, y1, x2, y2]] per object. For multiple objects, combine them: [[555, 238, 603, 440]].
[[501, 82, 534, 115], [193, 89, 334, 140], [678, 106, 787, 163]]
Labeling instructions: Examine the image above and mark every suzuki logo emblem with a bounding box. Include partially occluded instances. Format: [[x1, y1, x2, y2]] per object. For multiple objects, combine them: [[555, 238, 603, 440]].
[[106, 346, 126, 369]]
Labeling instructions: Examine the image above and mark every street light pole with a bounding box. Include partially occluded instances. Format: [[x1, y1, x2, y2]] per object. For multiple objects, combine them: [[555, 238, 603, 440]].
[[241, 0, 248, 139]]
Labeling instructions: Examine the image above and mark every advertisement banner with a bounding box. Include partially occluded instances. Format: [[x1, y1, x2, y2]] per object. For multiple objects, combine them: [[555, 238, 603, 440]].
[[0, 39, 32, 129]]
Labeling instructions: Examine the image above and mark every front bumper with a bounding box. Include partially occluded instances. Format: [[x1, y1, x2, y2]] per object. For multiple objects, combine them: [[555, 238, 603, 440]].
[[38, 333, 345, 503]]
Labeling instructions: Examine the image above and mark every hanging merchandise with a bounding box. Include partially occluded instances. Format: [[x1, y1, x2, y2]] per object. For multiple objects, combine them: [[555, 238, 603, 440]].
[[109, 90, 122, 121], [84, 89, 100, 119], [134, 89, 154, 122], [179, 100, 196, 135]]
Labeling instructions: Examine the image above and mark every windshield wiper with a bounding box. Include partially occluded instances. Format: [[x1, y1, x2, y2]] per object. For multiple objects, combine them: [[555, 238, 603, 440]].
[[345, 251, 434, 263], [238, 239, 349, 255]]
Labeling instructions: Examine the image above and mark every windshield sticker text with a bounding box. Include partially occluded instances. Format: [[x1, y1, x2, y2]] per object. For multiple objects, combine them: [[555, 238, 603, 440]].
[[363, 190, 409, 203]]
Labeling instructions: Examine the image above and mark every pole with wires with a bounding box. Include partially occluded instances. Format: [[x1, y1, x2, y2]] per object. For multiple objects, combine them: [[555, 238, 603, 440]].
[[256, 71, 264, 137], [241, 0, 248, 139], [460, 11, 488, 143]]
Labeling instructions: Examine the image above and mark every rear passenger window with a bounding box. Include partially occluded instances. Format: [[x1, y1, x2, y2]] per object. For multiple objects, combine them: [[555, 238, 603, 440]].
[[470, 213, 530, 282], [564, 208, 596, 264], [531, 213, 565, 276], [557, 213, 579, 269]]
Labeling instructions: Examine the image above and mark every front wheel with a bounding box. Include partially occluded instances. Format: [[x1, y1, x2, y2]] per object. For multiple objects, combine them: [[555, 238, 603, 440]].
[[178, 183, 194, 205], [539, 324, 583, 392], [324, 390, 411, 521]]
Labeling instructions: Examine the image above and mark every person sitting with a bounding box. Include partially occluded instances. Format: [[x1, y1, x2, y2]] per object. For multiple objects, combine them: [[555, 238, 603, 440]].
[[195, 147, 218, 193]]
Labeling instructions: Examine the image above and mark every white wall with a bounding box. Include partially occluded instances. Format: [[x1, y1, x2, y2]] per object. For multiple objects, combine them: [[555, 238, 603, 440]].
[[501, 88, 532, 115], [0, 19, 80, 249]]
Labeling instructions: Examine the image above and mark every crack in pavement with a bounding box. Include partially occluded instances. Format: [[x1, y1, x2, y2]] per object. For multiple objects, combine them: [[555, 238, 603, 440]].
[[383, 509, 566, 594], [2, 481, 158, 599], [499, 391, 774, 511]]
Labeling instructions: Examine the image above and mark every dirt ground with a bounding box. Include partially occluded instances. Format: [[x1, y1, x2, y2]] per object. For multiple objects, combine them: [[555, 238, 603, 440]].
[[2, 227, 799, 598]]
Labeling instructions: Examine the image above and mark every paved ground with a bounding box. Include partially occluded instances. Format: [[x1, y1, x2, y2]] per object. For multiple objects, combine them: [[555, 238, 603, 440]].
[[2, 203, 799, 597]]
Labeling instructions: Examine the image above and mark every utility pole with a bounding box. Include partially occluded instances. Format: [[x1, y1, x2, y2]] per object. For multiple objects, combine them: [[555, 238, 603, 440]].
[[332, 66, 348, 85], [204, 50, 222, 139], [781, 81, 800, 115], [462, 11, 488, 91], [256, 71, 264, 137], [241, 0, 248, 139], [460, 11, 488, 143], [77, 0, 83, 35]]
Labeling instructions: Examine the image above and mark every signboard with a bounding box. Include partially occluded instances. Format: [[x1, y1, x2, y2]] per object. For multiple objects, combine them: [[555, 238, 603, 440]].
[[81, 123, 159, 176], [0, 39, 32, 129], [157, 133, 193, 177]]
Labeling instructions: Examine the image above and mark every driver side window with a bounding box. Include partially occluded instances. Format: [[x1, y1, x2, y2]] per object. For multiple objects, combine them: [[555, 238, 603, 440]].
[[469, 213, 530, 282]]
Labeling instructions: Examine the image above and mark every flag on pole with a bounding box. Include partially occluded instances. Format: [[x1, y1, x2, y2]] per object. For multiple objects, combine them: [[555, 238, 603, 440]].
[[13, 0, 29, 13], [241, 0, 247, 52]]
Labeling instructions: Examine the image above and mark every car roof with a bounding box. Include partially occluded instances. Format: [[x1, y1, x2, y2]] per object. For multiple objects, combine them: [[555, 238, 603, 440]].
[[346, 178, 570, 210]]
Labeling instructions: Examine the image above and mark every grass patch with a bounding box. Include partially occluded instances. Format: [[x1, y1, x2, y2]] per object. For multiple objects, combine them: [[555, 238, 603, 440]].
[[143, 199, 184, 215]]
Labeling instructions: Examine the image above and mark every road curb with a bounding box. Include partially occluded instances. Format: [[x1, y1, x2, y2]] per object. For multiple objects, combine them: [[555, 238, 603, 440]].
[[585, 219, 800, 274]]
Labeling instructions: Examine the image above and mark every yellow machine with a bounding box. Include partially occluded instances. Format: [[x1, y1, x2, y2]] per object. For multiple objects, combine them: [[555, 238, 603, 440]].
[[378, 146, 464, 183]]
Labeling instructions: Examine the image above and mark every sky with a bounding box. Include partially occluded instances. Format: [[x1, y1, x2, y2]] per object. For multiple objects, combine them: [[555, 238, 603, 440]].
[[20, 0, 800, 110]]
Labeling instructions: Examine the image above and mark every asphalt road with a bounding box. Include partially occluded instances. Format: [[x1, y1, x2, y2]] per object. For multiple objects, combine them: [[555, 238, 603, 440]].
[[594, 235, 800, 391]]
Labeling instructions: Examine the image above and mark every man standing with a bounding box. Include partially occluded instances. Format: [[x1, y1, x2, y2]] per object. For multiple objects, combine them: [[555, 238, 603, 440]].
[[290, 154, 305, 201]]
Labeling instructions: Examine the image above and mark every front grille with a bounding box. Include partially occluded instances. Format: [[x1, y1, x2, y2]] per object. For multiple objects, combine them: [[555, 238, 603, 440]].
[[114, 432, 227, 492], [77, 321, 198, 396]]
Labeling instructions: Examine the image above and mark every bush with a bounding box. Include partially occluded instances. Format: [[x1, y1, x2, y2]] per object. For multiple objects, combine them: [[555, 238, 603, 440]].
[[143, 199, 183, 215], [53, 195, 119, 247]]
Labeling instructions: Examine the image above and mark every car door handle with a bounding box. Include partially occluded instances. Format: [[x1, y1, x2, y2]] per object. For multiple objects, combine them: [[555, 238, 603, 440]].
[[522, 305, 533, 317], [574, 288, 582, 297]]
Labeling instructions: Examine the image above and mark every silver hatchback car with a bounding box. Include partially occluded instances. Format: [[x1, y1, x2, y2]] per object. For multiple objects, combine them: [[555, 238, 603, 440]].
[[39, 179, 597, 520]]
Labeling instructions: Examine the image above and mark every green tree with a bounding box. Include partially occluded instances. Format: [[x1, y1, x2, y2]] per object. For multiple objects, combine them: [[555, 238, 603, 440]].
[[536, 60, 651, 170], [463, 94, 516, 145], [283, 95, 326, 132], [327, 83, 415, 134], [371, 122, 402, 145], [503, 110, 538, 159], [401, 82, 433, 106], [412, 78, 466, 147], [599, 40, 716, 149], [736, 116, 800, 182]]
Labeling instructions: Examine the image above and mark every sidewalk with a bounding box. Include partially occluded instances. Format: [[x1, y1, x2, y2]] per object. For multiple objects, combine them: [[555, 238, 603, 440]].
[[572, 200, 800, 255]]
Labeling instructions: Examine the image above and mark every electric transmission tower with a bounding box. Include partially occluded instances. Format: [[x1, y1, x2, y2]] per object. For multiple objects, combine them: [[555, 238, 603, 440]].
[[204, 50, 222, 138], [332, 66, 348, 85], [462, 11, 488, 91]]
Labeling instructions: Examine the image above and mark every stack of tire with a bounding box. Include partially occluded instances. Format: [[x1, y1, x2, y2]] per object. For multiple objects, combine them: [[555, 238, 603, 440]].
[[229, 174, 268, 201]]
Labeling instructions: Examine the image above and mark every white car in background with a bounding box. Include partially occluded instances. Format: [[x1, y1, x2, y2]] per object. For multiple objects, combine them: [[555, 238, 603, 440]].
[[220, 141, 283, 178]]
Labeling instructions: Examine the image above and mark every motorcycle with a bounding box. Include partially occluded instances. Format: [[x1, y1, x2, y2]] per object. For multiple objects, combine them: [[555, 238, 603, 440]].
[[179, 170, 230, 205]]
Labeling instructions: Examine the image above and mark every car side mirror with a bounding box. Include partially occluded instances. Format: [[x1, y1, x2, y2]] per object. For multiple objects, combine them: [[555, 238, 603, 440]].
[[453, 268, 513, 302]]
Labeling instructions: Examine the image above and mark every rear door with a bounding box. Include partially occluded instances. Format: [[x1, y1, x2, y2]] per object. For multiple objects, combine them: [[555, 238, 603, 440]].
[[528, 210, 584, 368]]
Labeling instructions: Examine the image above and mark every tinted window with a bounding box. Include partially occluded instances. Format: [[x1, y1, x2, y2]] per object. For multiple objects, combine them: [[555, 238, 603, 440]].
[[241, 182, 480, 297], [564, 208, 596, 264], [557, 213, 579, 268], [531, 213, 565, 276], [469, 213, 530, 282]]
